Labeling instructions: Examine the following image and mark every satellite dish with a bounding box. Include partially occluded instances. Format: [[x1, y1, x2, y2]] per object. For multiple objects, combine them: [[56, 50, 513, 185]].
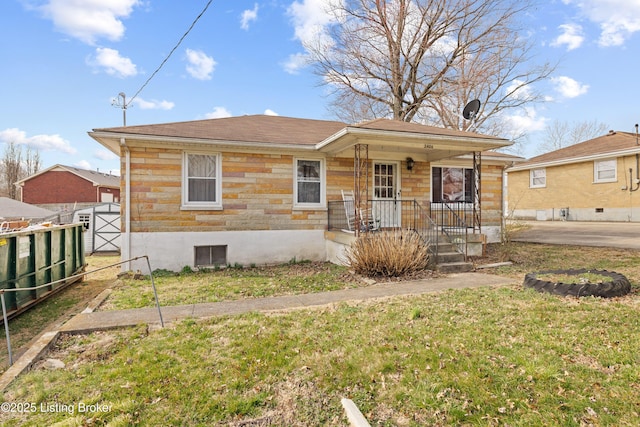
[[463, 99, 481, 120]]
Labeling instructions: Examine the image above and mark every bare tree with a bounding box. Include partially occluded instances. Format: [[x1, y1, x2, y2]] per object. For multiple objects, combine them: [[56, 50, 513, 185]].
[[24, 146, 42, 176], [536, 119, 609, 154], [1, 142, 43, 199], [2, 142, 23, 200], [307, 0, 554, 133]]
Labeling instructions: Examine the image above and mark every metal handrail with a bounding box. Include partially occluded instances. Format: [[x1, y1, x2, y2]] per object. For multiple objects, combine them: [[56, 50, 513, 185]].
[[437, 202, 470, 258]]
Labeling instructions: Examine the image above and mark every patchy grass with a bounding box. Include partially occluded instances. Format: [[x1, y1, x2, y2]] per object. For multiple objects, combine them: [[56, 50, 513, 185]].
[[100, 261, 361, 310], [0, 255, 119, 372], [2, 243, 640, 425], [2, 285, 639, 426], [476, 242, 640, 286]]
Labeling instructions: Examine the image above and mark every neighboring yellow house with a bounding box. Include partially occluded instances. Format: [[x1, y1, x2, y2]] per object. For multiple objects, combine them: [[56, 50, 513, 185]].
[[507, 130, 640, 222], [89, 115, 514, 271]]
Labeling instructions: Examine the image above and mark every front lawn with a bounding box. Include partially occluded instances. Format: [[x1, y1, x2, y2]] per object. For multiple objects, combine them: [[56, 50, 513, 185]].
[[3, 285, 639, 426], [2, 243, 639, 425]]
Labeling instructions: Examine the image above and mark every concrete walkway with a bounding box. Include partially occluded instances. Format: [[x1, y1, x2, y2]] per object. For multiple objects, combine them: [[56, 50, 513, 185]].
[[0, 272, 515, 392], [60, 272, 515, 333]]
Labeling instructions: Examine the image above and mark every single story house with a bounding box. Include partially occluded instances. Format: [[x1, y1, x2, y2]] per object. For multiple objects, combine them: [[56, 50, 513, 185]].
[[89, 115, 514, 271], [16, 164, 120, 212], [507, 129, 640, 222]]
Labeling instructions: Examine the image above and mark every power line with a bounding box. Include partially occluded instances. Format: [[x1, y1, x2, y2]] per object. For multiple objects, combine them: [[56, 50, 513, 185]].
[[125, 0, 214, 108]]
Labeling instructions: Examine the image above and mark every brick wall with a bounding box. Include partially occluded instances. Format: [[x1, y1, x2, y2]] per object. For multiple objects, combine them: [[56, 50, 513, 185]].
[[508, 157, 635, 213], [480, 163, 505, 226], [125, 146, 506, 232], [22, 171, 96, 204]]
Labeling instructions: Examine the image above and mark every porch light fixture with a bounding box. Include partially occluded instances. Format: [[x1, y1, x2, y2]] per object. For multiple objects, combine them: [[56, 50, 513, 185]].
[[406, 157, 415, 171]]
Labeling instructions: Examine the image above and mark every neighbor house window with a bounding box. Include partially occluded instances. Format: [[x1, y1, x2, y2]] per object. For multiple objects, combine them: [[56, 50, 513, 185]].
[[294, 158, 325, 208], [530, 168, 546, 188], [182, 152, 221, 209], [432, 167, 473, 202], [594, 159, 616, 183]]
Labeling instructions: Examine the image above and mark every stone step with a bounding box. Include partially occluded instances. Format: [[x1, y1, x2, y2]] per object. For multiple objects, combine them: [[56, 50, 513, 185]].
[[435, 251, 466, 264], [437, 261, 474, 273]]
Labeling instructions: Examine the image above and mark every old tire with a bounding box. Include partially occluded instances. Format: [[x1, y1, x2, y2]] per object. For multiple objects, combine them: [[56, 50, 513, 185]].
[[523, 269, 631, 298]]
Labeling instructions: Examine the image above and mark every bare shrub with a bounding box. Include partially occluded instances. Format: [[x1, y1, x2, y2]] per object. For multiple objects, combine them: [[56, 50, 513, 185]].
[[345, 230, 430, 278]]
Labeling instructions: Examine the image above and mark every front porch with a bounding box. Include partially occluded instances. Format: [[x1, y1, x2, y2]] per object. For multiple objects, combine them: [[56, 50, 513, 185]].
[[325, 199, 486, 270]]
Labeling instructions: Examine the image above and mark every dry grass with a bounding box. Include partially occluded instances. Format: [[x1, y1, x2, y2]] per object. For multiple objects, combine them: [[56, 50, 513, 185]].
[[345, 230, 430, 277]]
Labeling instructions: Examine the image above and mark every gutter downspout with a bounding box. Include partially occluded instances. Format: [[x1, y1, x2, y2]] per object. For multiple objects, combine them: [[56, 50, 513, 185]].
[[120, 137, 131, 271]]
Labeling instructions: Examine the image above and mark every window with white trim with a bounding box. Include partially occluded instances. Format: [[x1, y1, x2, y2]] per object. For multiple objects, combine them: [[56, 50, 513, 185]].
[[294, 158, 325, 208], [594, 159, 616, 183], [182, 152, 221, 208], [530, 168, 546, 188]]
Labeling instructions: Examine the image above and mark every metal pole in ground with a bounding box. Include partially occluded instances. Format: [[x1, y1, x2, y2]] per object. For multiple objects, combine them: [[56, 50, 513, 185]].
[[144, 256, 164, 328], [1, 293, 13, 366]]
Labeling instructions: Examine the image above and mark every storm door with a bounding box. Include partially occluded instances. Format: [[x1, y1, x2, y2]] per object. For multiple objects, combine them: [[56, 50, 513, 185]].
[[373, 162, 401, 228]]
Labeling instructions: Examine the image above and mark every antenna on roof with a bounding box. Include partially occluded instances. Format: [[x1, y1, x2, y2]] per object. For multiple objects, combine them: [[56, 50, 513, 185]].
[[111, 92, 129, 126], [462, 99, 481, 131]]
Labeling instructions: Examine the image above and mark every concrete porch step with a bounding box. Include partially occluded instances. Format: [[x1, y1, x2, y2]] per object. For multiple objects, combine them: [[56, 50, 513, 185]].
[[435, 251, 466, 264], [437, 261, 474, 273]]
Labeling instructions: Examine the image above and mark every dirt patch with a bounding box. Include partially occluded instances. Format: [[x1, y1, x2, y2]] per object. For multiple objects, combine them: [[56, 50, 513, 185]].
[[1, 255, 121, 370]]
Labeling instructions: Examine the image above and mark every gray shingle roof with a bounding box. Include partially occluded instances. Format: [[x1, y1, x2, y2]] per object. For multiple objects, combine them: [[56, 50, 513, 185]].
[[0, 197, 56, 220], [511, 131, 640, 170], [16, 165, 120, 187]]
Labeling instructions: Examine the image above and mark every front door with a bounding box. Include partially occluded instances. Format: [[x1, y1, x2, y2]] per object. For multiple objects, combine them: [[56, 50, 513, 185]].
[[373, 161, 401, 228]]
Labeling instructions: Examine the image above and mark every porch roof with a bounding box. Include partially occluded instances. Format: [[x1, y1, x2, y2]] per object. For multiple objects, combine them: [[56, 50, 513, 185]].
[[90, 114, 511, 160], [317, 118, 512, 161]]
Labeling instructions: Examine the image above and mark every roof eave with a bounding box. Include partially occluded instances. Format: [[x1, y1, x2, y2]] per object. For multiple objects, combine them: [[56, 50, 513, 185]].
[[316, 127, 512, 154], [89, 131, 317, 153], [508, 146, 640, 172]]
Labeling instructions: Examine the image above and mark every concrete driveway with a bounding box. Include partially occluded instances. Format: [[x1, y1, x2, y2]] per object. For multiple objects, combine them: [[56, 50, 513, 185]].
[[510, 221, 640, 250]]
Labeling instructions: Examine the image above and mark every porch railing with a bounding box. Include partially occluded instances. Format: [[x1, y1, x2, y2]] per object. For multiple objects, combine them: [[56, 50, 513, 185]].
[[327, 199, 440, 259], [327, 199, 477, 258]]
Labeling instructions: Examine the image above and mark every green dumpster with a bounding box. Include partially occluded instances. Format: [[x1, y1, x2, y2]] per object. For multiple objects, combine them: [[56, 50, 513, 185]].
[[0, 224, 85, 320]]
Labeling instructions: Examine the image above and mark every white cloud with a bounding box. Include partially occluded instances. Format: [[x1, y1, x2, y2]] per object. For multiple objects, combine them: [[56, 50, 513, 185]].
[[94, 149, 118, 160], [36, 0, 141, 45], [502, 107, 548, 135], [0, 128, 77, 154], [564, 0, 640, 47], [283, 52, 309, 74], [241, 3, 259, 30], [132, 97, 175, 110], [89, 47, 137, 78], [551, 76, 589, 98], [264, 109, 279, 116], [505, 79, 534, 101], [74, 160, 93, 170], [203, 107, 232, 119], [551, 23, 584, 50], [185, 49, 216, 80], [287, 0, 337, 47]]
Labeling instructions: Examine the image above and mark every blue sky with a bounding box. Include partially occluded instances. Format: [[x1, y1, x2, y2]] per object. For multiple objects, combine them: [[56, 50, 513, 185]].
[[2, 0, 640, 176]]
